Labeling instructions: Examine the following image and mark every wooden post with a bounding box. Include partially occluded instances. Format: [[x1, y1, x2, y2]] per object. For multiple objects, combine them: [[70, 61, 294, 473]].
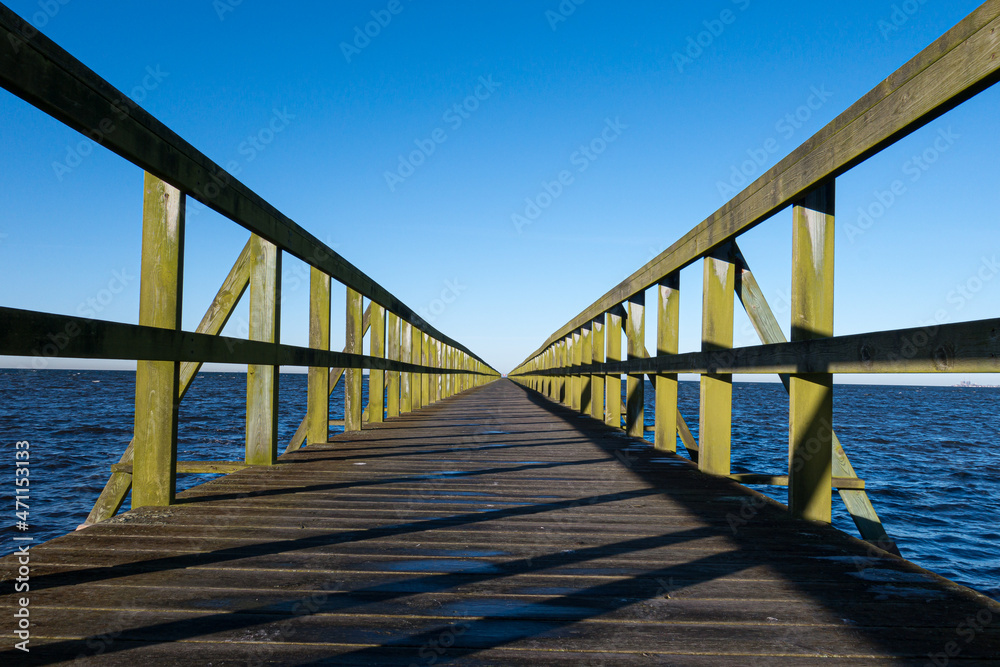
[[571, 330, 582, 411], [246, 234, 281, 466], [421, 332, 431, 405], [789, 181, 836, 523], [592, 318, 605, 420], [345, 288, 363, 432], [411, 326, 423, 409], [656, 274, 680, 452], [387, 312, 400, 418], [581, 323, 593, 415], [369, 303, 385, 423], [400, 320, 412, 413], [606, 310, 622, 428], [133, 173, 184, 508], [428, 338, 439, 404], [699, 248, 735, 475], [626, 292, 646, 438], [306, 268, 331, 446]]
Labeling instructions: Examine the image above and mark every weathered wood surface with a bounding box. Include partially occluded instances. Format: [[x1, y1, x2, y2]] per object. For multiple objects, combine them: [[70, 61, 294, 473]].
[[0, 7, 490, 370], [2, 380, 997, 665]]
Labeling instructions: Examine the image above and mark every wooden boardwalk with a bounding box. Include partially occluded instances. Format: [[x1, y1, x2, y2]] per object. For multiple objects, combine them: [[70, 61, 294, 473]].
[[3, 380, 999, 665]]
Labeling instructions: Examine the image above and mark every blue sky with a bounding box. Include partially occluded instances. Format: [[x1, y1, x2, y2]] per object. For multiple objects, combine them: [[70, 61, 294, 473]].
[[0, 0, 997, 384]]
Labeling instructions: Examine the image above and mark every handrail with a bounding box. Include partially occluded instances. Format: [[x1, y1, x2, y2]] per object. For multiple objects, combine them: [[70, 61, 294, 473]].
[[0, 2, 499, 523], [510, 1, 1000, 554], [517, 0, 1000, 368]]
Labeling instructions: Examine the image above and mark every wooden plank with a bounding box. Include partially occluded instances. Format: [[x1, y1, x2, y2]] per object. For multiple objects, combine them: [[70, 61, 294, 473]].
[[581, 323, 593, 415], [306, 268, 331, 446], [6, 380, 1000, 664], [518, 2, 1000, 366], [656, 275, 680, 452], [605, 312, 622, 427], [591, 318, 605, 420], [369, 304, 385, 423], [420, 332, 431, 408], [113, 461, 249, 475], [0, 12, 493, 375], [386, 311, 400, 417], [400, 320, 413, 413], [411, 326, 423, 410], [699, 250, 735, 476], [132, 173, 184, 508], [626, 293, 646, 437], [729, 474, 865, 490], [518, 316, 1000, 376], [245, 235, 281, 466], [86, 237, 252, 525], [345, 289, 363, 432], [789, 183, 835, 523]]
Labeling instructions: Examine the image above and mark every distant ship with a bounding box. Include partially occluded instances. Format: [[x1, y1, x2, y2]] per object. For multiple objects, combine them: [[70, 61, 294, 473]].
[[954, 380, 1000, 388]]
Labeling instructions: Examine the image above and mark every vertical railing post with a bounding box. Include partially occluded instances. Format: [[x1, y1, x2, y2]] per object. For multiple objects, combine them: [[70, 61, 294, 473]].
[[606, 309, 622, 428], [421, 332, 431, 405], [345, 288, 363, 432], [655, 274, 680, 452], [571, 330, 582, 411], [133, 173, 184, 508], [246, 234, 282, 465], [591, 318, 605, 420], [306, 268, 331, 446], [699, 247, 735, 475], [581, 323, 593, 415], [369, 303, 385, 424], [387, 312, 400, 418], [401, 320, 413, 413], [429, 338, 439, 404], [412, 326, 423, 409], [626, 292, 646, 438], [789, 181, 836, 523]]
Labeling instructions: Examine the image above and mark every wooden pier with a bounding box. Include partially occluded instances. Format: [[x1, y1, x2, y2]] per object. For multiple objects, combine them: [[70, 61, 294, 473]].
[[3, 1, 1000, 664], [3, 380, 999, 664]]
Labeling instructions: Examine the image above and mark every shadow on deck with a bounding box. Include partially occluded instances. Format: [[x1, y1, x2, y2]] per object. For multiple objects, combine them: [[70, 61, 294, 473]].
[[2, 380, 998, 665]]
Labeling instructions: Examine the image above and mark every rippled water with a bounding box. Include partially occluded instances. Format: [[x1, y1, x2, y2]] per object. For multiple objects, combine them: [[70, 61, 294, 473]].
[[1, 370, 996, 600]]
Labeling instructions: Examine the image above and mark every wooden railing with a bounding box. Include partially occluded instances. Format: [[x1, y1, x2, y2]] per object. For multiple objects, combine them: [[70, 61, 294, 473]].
[[510, 1, 1000, 553], [0, 4, 499, 524]]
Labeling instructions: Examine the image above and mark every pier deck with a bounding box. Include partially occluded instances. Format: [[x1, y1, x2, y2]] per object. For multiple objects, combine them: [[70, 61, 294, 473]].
[[3, 380, 998, 665]]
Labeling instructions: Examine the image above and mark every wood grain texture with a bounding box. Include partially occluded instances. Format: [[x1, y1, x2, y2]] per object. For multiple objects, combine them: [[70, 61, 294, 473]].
[[246, 235, 281, 466], [4, 380, 997, 664], [132, 173, 184, 508], [0, 5, 494, 372]]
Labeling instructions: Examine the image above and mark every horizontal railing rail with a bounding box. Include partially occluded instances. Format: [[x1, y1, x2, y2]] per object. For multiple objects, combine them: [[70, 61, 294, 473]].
[[511, 1, 1000, 554], [0, 2, 499, 524]]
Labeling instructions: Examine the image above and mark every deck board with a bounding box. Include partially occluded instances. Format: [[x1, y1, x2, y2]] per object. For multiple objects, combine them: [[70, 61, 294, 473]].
[[3, 380, 998, 664]]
